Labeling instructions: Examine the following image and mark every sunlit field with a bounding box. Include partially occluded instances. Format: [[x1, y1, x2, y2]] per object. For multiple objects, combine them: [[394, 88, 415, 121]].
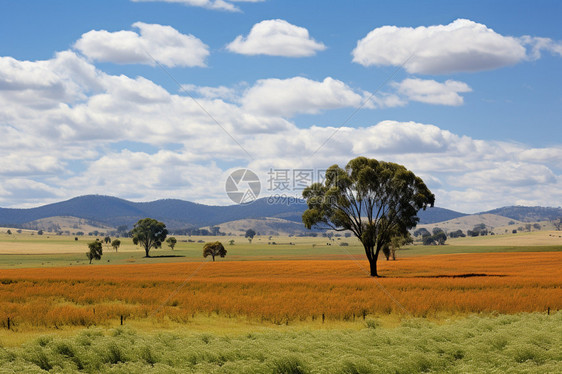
[[0, 251, 560, 329], [0, 232, 560, 372]]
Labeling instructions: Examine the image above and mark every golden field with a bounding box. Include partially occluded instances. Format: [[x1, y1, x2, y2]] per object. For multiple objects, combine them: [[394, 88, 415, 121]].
[[0, 251, 560, 328]]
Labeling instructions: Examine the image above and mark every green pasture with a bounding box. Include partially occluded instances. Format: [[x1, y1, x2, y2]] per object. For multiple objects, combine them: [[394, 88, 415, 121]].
[[0, 312, 559, 373], [0, 231, 560, 268]]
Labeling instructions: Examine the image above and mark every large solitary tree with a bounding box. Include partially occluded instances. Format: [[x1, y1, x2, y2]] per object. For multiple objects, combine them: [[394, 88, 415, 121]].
[[131, 218, 168, 257], [302, 157, 434, 277]]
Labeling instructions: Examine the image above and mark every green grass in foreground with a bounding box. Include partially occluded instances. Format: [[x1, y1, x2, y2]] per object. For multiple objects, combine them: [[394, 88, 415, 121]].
[[0, 312, 559, 373]]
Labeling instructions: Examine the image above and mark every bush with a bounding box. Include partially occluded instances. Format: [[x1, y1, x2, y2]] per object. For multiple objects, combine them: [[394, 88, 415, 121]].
[[272, 355, 309, 374]]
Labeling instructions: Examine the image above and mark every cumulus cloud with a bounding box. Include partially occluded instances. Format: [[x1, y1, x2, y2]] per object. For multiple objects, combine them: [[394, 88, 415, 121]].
[[227, 19, 326, 57], [131, 0, 264, 12], [0, 52, 560, 212], [352, 19, 527, 74], [74, 22, 209, 67], [240, 77, 368, 116], [394, 78, 472, 106]]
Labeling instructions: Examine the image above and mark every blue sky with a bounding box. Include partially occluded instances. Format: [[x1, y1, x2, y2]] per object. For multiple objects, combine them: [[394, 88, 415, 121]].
[[0, 0, 560, 212]]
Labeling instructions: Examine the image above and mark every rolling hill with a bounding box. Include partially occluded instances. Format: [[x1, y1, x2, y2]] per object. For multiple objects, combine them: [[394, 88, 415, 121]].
[[0, 195, 307, 230], [415, 213, 524, 234], [1, 195, 558, 234], [481, 206, 562, 222]]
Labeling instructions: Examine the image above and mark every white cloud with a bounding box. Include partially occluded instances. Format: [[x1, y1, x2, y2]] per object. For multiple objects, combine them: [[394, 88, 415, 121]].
[[452, 163, 557, 188], [227, 19, 326, 57], [131, 0, 264, 12], [352, 19, 527, 74], [74, 22, 209, 67], [0, 52, 560, 212], [240, 77, 367, 116], [181, 83, 242, 101], [394, 78, 472, 106], [519, 35, 562, 59]]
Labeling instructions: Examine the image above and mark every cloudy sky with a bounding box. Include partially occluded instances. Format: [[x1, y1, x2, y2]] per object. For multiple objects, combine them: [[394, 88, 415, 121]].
[[0, 0, 561, 213]]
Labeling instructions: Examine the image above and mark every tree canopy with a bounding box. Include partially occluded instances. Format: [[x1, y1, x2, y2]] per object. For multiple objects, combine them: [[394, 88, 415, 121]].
[[302, 157, 434, 277], [86, 240, 103, 264], [131, 218, 168, 257], [245, 229, 256, 243], [111, 239, 121, 252], [203, 241, 227, 261], [166, 236, 177, 250]]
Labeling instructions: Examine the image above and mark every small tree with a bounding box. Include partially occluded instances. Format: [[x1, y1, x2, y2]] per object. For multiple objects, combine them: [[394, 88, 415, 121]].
[[245, 229, 256, 243], [228, 239, 235, 245], [104, 236, 111, 244], [131, 218, 168, 257], [37, 230, 43, 235], [422, 231, 447, 245], [166, 237, 177, 250], [449, 229, 465, 238], [383, 232, 413, 260], [203, 241, 227, 261], [432, 227, 444, 235], [414, 228, 431, 238], [6, 229, 11, 235], [86, 241, 103, 264], [111, 239, 121, 252]]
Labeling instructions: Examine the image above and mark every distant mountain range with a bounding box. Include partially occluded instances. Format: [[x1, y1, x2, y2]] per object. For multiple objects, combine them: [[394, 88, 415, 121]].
[[0, 195, 559, 232], [0, 195, 305, 230], [481, 206, 562, 222]]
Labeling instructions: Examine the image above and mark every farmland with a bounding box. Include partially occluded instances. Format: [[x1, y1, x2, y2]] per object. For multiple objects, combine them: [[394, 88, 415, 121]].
[[0, 247, 560, 328], [0, 232, 560, 372]]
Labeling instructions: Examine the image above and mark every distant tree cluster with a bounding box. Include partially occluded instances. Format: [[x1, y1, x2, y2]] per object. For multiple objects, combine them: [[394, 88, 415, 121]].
[[413, 228, 431, 238], [422, 227, 447, 245], [448, 229, 466, 238], [171, 227, 225, 236], [467, 223, 488, 237]]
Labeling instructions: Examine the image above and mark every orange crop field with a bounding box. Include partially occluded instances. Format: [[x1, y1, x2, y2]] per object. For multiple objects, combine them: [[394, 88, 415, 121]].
[[0, 252, 561, 328]]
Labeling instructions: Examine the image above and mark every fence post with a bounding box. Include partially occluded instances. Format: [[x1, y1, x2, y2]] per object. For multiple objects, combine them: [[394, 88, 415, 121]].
[[120, 315, 124, 325], [7, 317, 10, 330]]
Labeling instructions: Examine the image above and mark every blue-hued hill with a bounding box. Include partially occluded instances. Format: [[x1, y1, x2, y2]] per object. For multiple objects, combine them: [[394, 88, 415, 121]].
[[0, 195, 504, 230]]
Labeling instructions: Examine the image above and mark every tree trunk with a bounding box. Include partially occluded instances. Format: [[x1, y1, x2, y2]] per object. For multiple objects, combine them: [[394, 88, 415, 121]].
[[367, 244, 383, 277], [363, 244, 379, 277], [368, 257, 378, 277], [144, 245, 150, 258], [212, 255, 215, 261]]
